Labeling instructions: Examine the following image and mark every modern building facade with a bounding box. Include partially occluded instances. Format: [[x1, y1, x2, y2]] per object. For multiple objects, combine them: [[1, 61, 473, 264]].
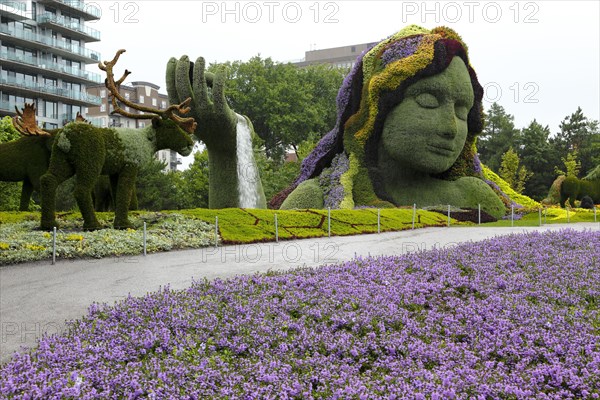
[[0, 0, 102, 129], [293, 42, 377, 69], [86, 81, 182, 171]]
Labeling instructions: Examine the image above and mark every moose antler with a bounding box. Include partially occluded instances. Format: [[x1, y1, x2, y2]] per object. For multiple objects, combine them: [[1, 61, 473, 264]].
[[12, 103, 51, 136], [98, 49, 197, 134]]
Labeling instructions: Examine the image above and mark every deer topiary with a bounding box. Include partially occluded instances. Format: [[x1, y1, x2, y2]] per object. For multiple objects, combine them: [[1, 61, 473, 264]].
[[32, 50, 196, 230]]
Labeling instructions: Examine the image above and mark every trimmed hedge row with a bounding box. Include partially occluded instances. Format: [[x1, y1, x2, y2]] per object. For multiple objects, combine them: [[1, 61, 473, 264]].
[[177, 208, 459, 244]]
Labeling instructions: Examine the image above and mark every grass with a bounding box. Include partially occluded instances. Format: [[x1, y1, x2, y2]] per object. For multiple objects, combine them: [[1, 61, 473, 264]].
[[484, 206, 599, 227]]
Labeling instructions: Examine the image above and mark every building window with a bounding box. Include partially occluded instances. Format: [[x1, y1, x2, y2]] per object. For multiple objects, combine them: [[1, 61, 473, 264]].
[[139, 95, 144, 103], [125, 92, 130, 100], [125, 106, 129, 112], [351, 46, 356, 53], [161, 100, 167, 109], [138, 121, 145, 128], [100, 89, 106, 98], [100, 104, 106, 112], [152, 98, 157, 107]]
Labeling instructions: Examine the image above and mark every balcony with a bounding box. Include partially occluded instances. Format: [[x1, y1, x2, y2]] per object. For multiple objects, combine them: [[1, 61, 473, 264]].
[[36, 0, 101, 21], [0, 25, 101, 63], [0, 51, 102, 84], [1, 76, 102, 106], [36, 13, 100, 42], [0, 100, 21, 115], [0, 1, 29, 20]]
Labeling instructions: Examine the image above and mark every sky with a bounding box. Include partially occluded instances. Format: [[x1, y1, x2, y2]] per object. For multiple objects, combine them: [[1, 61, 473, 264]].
[[85, 0, 600, 168]]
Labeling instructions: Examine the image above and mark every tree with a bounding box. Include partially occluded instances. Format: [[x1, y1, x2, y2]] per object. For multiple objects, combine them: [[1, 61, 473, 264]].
[[179, 149, 210, 209], [515, 119, 559, 200], [499, 147, 532, 194], [209, 56, 344, 160], [552, 107, 599, 175], [135, 159, 187, 211], [478, 103, 520, 171], [554, 150, 581, 178]]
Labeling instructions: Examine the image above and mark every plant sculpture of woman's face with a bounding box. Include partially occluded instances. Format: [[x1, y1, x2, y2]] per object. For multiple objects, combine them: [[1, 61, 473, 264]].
[[379, 56, 474, 176]]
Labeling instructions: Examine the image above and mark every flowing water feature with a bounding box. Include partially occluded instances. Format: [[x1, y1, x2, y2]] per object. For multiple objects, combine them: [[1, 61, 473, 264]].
[[235, 114, 262, 208]]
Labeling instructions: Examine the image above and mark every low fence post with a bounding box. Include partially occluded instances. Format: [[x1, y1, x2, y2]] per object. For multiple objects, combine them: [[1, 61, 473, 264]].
[[538, 208, 542, 226], [567, 207, 570, 223], [511, 205, 514, 227], [447, 205, 450, 227], [143, 222, 147, 256], [215, 216, 219, 248], [377, 208, 381, 233], [412, 203, 416, 229], [328, 207, 331, 238], [478, 204, 481, 225], [52, 226, 57, 265], [275, 213, 279, 243]]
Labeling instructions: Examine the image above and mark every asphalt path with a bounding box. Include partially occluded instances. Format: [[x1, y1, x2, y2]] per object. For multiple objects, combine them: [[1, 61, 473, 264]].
[[1, 223, 597, 364]]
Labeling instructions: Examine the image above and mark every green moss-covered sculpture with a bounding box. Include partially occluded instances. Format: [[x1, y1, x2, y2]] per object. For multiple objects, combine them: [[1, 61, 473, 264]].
[[544, 165, 599, 207], [35, 50, 196, 230], [560, 176, 600, 207], [0, 131, 53, 211], [166, 57, 266, 209], [168, 26, 505, 218], [275, 25, 504, 218], [1, 108, 140, 212]]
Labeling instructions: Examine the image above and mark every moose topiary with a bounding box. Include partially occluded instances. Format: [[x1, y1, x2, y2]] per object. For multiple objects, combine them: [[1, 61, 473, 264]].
[[27, 50, 197, 230], [2, 109, 138, 212], [0, 107, 54, 211]]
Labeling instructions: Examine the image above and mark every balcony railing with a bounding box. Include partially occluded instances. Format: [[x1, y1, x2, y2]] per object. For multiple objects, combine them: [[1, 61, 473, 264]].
[[0, 100, 21, 113], [0, 25, 101, 62], [48, 0, 101, 19], [87, 116, 103, 127], [1, 76, 101, 105], [37, 13, 100, 41], [0, 51, 102, 83], [0, 1, 30, 19]]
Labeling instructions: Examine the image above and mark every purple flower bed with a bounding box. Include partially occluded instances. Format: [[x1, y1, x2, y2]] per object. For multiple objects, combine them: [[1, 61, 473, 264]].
[[2, 230, 599, 398]]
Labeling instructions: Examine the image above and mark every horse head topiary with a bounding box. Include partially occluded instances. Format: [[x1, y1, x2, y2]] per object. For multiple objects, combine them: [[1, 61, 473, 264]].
[[35, 50, 197, 230]]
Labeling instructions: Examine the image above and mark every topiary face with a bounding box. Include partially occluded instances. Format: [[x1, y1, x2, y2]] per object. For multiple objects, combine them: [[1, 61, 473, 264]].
[[378, 56, 474, 176], [152, 118, 194, 156]]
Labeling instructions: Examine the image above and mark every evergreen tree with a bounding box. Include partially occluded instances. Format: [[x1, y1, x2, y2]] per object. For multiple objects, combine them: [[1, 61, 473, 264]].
[[552, 107, 599, 175], [515, 120, 559, 200], [478, 103, 520, 171]]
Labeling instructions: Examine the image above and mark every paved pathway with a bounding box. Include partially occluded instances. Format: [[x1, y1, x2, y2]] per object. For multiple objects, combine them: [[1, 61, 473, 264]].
[[1, 223, 597, 364]]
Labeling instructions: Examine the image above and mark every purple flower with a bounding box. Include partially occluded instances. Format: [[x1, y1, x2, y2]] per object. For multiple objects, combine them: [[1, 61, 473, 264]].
[[381, 36, 422, 65], [2, 230, 599, 398]]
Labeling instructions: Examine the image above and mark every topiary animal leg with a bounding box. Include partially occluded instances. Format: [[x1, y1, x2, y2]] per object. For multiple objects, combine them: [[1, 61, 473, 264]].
[[40, 153, 73, 230], [113, 167, 137, 229], [19, 180, 33, 211], [72, 163, 103, 231]]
